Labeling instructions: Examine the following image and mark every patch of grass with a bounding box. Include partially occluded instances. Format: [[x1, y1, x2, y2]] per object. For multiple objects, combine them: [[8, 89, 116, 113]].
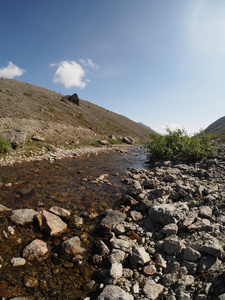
[[145, 127, 217, 163], [108, 139, 120, 145], [23, 92, 32, 97], [0, 137, 12, 153], [48, 107, 56, 113], [90, 140, 102, 147], [78, 113, 84, 120]]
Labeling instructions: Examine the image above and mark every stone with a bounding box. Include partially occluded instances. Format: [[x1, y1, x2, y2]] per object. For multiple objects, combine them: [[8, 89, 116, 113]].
[[177, 275, 195, 286], [123, 137, 134, 145], [32, 135, 45, 142], [111, 239, 133, 253], [129, 210, 143, 221], [149, 202, 189, 225], [10, 209, 38, 225], [182, 246, 201, 262], [72, 215, 84, 228], [130, 246, 150, 266], [164, 236, 185, 255], [162, 273, 178, 287], [96, 240, 110, 256], [0, 204, 11, 212], [203, 237, 224, 258], [143, 264, 157, 275], [49, 206, 71, 220], [62, 236, 85, 258], [23, 275, 39, 288], [97, 285, 134, 300], [0, 128, 27, 148], [110, 249, 126, 264], [10, 257, 26, 267], [110, 262, 123, 278], [23, 239, 49, 262], [198, 255, 222, 273], [143, 278, 164, 299], [123, 268, 133, 278], [100, 209, 126, 229], [37, 210, 67, 237], [199, 206, 212, 218], [161, 223, 178, 235]]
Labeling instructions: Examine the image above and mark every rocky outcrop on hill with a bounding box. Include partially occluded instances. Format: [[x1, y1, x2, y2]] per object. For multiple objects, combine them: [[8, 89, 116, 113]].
[[95, 144, 225, 299]]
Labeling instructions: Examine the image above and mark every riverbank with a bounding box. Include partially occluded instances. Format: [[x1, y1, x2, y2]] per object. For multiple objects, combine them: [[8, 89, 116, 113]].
[[0, 144, 134, 167]]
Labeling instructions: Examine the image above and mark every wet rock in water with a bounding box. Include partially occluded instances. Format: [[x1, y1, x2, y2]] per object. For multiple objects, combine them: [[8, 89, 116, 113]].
[[49, 206, 71, 220], [62, 236, 85, 259], [0, 204, 11, 212], [97, 284, 134, 300], [23, 239, 49, 262], [23, 275, 39, 288], [71, 215, 84, 228], [37, 210, 67, 236], [10, 209, 38, 225], [100, 209, 126, 230], [18, 188, 34, 197], [10, 257, 26, 267]]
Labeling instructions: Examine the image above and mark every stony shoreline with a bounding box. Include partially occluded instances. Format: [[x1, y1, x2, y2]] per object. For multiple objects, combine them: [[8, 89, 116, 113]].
[[0, 145, 225, 299], [0, 144, 133, 167]]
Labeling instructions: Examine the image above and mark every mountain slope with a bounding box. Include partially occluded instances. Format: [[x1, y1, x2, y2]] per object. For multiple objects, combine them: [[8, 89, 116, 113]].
[[0, 78, 153, 148], [204, 116, 225, 135]]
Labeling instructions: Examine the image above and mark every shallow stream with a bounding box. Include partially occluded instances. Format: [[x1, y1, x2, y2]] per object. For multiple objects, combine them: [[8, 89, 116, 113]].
[[0, 146, 148, 299]]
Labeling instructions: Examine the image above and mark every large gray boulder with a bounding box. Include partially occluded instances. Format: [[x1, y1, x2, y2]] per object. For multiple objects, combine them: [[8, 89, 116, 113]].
[[62, 236, 85, 258], [97, 285, 133, 300], [37, 210, 67, 237], [100, 209, 126, 230], [149, 202, 189, 225], [10, 209, 38, 225]]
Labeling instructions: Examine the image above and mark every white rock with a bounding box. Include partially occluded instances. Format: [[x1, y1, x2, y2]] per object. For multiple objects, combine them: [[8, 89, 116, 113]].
[[110, 262, 123, 279], [10, 257, 26, 267]]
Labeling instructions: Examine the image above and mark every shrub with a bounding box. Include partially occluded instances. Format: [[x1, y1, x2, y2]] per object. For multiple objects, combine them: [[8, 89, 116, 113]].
[[0, 137, 12, 153], [145, 127, 217, 163]]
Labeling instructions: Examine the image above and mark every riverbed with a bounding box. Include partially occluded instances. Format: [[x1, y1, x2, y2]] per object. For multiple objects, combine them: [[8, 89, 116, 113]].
[[0, 146, 148, 299]]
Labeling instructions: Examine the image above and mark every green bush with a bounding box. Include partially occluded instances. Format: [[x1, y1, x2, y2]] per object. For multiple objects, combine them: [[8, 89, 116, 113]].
[[0, 137, 12, 154], [145, 127, 217, 163]]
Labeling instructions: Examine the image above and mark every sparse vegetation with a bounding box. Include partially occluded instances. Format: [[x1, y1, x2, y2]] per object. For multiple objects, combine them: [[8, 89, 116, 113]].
[[145, 127, 217, 163], [0, 137, 12, 154], [90, 140, 102, 147]]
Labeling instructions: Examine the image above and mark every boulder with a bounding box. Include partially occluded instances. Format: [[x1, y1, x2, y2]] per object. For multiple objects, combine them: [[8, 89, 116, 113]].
[[100, 209, 126, 230], [164, 236, 185, 255], [143, 278, 164, 299], [49, 206, 71, 220], [37, 210, 67, 237], [10, 209, 38, 225], [23, 239, 49, 262], [62, 236, 85, 258], [149, 202, 189, 225], [0, 128, 27, 149], [97, 285, 133, 300], [123, 137, 134, 145]]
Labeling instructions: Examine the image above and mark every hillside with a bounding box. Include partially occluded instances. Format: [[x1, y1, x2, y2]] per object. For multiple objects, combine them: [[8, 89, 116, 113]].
[[0, 78, 153, 150], [204, 116, 225, 140]]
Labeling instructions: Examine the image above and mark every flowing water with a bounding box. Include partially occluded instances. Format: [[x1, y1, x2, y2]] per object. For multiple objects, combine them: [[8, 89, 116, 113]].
[[0, 146, 148, 299]]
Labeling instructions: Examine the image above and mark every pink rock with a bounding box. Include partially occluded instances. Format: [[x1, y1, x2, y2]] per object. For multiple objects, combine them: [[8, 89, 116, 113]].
[[37, 210, 67, 237], [62, 236, 85, 258], [23, 239, 49, 262]]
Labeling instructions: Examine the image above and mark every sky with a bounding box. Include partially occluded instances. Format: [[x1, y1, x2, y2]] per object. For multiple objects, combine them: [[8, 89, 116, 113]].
[[0, 0, 225, 134]]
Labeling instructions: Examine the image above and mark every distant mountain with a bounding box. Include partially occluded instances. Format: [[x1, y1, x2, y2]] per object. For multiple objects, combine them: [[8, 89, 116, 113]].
[[138, 122, 157, 134], [204, 116, 225, 135]]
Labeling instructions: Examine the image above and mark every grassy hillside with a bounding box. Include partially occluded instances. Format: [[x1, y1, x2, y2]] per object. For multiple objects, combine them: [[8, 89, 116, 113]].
[[204, 116, 225, 141], [0, 78, 153, 149]]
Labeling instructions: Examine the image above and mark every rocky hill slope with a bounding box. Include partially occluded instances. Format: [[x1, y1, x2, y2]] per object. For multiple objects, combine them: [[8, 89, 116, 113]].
[[0, 78, 153, 150], [204, 116, 225, 139]]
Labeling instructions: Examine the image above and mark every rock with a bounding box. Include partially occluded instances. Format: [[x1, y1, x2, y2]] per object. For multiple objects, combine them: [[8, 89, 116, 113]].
[[130, 246, 150, 266], [10, 209, 38, 225], [110, 249, 126, 264], [101, 209, 126, 230], [182, 246, 201, 262], [32, 135, 45, 142], [97, 285, 134, 300], [23, 239, 49, 262], [37, 210, 67, 237], [0, 128, 27, 148], [143, 264, 157, 275], [161, 223, 178, 235], [198, 255, 222, 273], [199, 206, 212, 219], [164, 236, 185, 255], [49, 206, 71, 220], [162, 272, 178, 287], [23, 275, 39, 288], [68, 93, 80, 105], [123, 137, 134, 145], [98, 140, 108, 145], [129, 210, 143, 221], [110, 262, 123, 279], [143, 278, 164, 299], [96, 240, 110, 256], [177, 275, 195, 286], [149, 202, 189, 225], [111, 239, 133, 253], [10, 257, 26, 267], [62, 236, 85, 258], [18, 188, 34, 197], [0, 204, 11, 212], [203, 237, 224, 258]]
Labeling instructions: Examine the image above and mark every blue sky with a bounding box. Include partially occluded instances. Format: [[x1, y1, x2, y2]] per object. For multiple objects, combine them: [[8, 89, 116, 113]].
[[0, 0, 224, 134]]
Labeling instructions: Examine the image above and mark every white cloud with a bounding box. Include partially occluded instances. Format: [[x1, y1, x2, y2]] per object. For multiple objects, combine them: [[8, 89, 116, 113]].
[[51, 59, 98, 89], [0, 61, 25, 79], [153, 123, 183, 135]]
